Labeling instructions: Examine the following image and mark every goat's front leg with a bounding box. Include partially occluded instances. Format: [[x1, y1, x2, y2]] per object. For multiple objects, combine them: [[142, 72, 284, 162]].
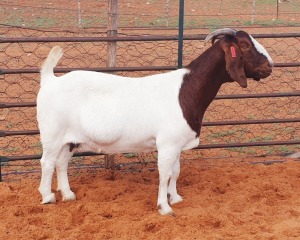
[[167, 154, 183, 205], [157, 147, 180, 216]]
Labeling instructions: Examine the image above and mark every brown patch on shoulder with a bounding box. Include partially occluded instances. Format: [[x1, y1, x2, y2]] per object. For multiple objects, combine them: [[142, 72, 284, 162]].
[[179, 72, 202, 137], [178, 41, 230, 137]]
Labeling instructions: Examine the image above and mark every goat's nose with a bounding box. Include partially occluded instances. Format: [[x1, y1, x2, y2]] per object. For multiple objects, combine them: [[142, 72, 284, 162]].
[[268, 61, 274, 68]]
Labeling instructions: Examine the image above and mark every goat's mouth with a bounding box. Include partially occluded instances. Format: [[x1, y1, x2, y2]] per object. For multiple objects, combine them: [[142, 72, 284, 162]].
[[253, 75, 261, 81], [252, 70, 272, 81]]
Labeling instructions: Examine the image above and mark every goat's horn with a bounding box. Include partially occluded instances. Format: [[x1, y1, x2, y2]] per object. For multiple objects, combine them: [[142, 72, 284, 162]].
[[204, 28, 237, 45]]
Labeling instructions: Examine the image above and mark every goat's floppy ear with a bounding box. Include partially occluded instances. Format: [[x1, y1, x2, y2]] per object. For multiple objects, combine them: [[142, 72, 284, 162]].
[[221, 41, 247, 88]]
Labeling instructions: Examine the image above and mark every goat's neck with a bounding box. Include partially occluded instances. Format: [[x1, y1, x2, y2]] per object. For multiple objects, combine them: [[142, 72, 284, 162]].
[[179, 43, 230, 136]]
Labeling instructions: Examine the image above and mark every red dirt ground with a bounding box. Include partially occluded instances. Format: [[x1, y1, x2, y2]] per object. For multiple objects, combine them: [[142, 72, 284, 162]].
[[1, 157, 300, 239]]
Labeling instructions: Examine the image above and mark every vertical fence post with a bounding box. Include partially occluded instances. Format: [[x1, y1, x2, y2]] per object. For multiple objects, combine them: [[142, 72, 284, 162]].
[[77, 0, 82, 28], [107, 0, 118, 67], [251, 0, 256, 25], [166, 0, 170, 27], [178, 0, 184, 68], [106, 0, 118, 169], [105, 154, 115, 170], [276, 0, 279, 19]]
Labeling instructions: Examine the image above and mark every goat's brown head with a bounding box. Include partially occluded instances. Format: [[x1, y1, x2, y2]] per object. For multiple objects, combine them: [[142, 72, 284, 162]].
[[205, 28, 273, 88]]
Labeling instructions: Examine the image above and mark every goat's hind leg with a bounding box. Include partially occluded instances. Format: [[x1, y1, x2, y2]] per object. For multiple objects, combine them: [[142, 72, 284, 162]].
[[56, 145, 76, 202], [39, 150, 58, 204]]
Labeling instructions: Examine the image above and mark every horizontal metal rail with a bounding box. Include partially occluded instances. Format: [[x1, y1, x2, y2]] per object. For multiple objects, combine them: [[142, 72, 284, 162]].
[[0, 130, 39, 137], [195, 139, 300, 150], [0, 35, 199, 43], [1, 139, 300, 163], [203, 118, 300, 126], [0, 66, 177, 75], [0, 62, 300, 75], [0, 152, 101, 162], [0, 62, 299, 75], [1, 118, 300, 137], [0, 102, 37, 108], [0, 33, 299, 43], [1, 92, 300, 109], [215, 91, 300, 99]]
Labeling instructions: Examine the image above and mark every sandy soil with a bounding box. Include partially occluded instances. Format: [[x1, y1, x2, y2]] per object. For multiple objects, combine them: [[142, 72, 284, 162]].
[[1, 157, 300, 240]]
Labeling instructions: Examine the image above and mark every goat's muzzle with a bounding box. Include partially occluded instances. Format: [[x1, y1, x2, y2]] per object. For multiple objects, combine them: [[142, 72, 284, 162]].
[[252, 68, 272, 81], [252, 61, 273, 81]]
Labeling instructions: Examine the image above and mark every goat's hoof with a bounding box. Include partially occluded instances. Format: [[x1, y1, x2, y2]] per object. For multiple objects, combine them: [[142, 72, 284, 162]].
[[169, 194, 183, 205], [62, 191, 76, 202], [158, 204, 174, 216], [41, 193, 56, 204]]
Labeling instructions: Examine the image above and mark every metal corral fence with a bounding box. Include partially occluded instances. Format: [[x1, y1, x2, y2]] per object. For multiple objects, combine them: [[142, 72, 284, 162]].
[[0, 26, 300, 181]]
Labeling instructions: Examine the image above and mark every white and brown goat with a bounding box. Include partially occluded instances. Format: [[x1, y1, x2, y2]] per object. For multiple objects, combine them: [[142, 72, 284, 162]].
[[37, 28, 273, 215]]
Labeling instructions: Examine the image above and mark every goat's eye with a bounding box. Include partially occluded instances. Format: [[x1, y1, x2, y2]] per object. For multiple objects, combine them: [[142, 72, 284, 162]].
[[240, 42, 249, 49]]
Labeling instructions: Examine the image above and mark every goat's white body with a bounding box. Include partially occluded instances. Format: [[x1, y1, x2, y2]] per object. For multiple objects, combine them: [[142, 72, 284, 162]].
[[37, 47, 198, 215], [38, 69, 198, 153]]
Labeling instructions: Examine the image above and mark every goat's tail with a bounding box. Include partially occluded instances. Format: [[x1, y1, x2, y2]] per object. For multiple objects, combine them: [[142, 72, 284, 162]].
[[40, 46, 63, 84]]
